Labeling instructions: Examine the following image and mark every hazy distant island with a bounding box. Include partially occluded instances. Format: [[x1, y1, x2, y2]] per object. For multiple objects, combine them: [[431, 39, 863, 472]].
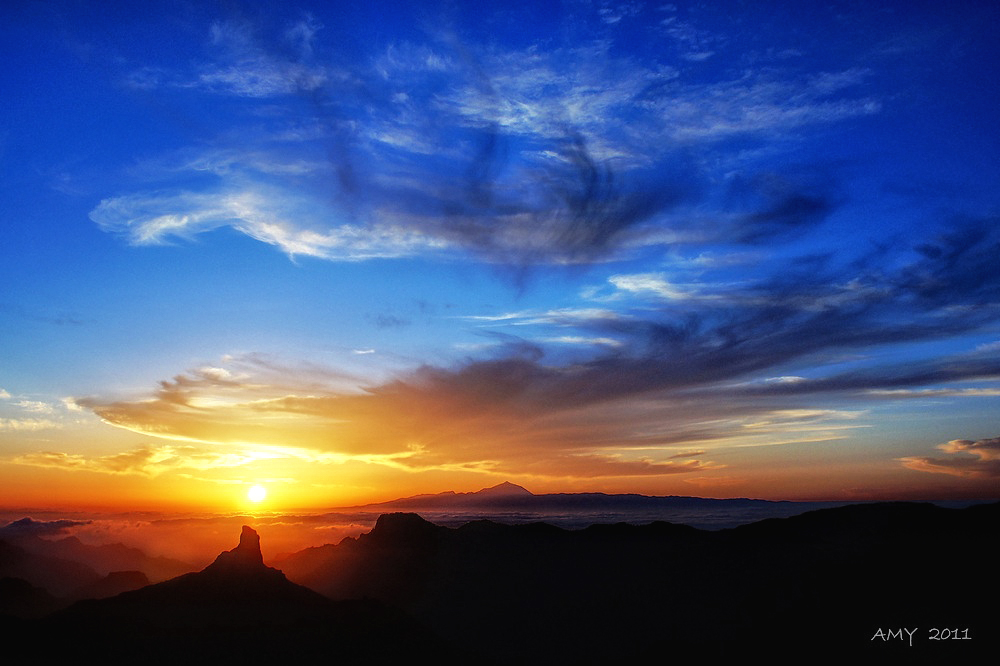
[[331, 481, 969, 529], [1, 488, 995, 663]]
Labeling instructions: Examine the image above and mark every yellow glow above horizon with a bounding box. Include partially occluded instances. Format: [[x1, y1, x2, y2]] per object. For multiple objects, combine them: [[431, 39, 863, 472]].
[[247, 484, 267, 502]]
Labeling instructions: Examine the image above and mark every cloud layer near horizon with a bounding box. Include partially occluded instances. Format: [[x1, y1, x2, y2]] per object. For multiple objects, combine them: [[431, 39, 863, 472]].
[[67, 214, 1000, 482]]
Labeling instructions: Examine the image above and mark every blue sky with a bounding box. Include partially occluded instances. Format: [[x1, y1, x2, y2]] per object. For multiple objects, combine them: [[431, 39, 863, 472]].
[[2, 0, 999, 507]]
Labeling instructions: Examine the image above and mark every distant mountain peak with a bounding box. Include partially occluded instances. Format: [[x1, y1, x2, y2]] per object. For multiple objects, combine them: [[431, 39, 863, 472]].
[[476, 482, 533, 497], [203, 525, 265, 574]]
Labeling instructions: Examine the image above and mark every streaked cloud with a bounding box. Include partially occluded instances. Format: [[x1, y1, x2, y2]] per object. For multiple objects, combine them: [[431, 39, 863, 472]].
[[11, 443, 339, 478], [458, 308, 626, 326], [607, 273, 704, 301], [539, 336, 623, 348], [90, 188, 448, 260], [0, 418, 62, 431], [73, 210, 1000, 483], [92, 6, 883, 270], [900, 436, 1000, 479]]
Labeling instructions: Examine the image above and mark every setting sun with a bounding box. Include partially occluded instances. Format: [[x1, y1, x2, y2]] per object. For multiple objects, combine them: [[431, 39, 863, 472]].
[[247, 485, 267, 503]]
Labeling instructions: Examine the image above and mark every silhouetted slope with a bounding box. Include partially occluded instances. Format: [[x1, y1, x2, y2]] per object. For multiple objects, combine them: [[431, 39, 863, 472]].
[[3, 531, 193, 582], [43, 535, 193, 581], [726, 501, 995, 639], [276, 503, 997, 663], [0, 576, 60, 618], [15, 526, 471, 665], [0, 538, 101, 597], [68, 569, 149, 601]]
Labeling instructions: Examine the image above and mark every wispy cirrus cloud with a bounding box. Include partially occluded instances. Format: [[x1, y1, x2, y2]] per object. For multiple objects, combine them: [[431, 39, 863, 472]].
[[90, 188, 448, 260], [94, 6, 882, 270]]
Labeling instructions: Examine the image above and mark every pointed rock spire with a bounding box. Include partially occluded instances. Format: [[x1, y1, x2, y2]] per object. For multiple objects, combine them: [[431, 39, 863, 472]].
[[235, 525, 264, 565], [204, 525, 266, 574]]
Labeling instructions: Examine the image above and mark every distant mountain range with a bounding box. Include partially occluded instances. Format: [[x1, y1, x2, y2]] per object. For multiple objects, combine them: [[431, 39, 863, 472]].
[[344, 481, 855, 529], [355, 480, 779, 508], [0, 517, 192, 580], [0, 518, 194, 616]]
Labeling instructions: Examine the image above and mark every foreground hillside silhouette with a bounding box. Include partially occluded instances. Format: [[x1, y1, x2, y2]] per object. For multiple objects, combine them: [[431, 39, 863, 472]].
[[2, 501, 995, 663], [274, 502, 997, 662], [3, 525, 466, 664]]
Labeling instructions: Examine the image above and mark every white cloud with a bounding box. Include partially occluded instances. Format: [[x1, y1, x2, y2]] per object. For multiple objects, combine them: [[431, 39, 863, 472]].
[[61, 397, 84, 412], [14, 400, 55, 414], [458, 308, 625, 326], [608, 273, 698, 300], [90, 188, 450, 260], [765, 376, 807, 384], [540, 336, 623, 347], [0, 418, 61, 431]]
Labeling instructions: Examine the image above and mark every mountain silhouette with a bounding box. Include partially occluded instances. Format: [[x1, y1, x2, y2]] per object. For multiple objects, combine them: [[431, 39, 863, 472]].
[[68, 569, 149, 602], [38, 535, 192, 581], [345, 481, 854, 529], [0, 575, 60, 618], [358, 481, 533, 509], [0, 537, 101, 597], [8, 525, 471, 665], [274, 502, 997, 662], [0, 521, 193, 584], [474, 481, 534, 496], [4, 504, 995, 663]]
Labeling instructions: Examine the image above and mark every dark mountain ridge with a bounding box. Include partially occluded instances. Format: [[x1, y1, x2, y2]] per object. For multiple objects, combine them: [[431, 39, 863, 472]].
[[274, 501, 997, 662], [6, 525, 470, 665], [2, 501, 995, 663]]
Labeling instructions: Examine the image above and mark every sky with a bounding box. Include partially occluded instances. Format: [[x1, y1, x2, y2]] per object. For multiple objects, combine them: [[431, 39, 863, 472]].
[[2, 0, 999, 512]]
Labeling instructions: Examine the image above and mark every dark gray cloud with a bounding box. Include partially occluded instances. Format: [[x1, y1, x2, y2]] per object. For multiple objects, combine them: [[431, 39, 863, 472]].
[[727, 172, 839, 243], [430, 130, 693, 269], [376, 215, 1000, 413]]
